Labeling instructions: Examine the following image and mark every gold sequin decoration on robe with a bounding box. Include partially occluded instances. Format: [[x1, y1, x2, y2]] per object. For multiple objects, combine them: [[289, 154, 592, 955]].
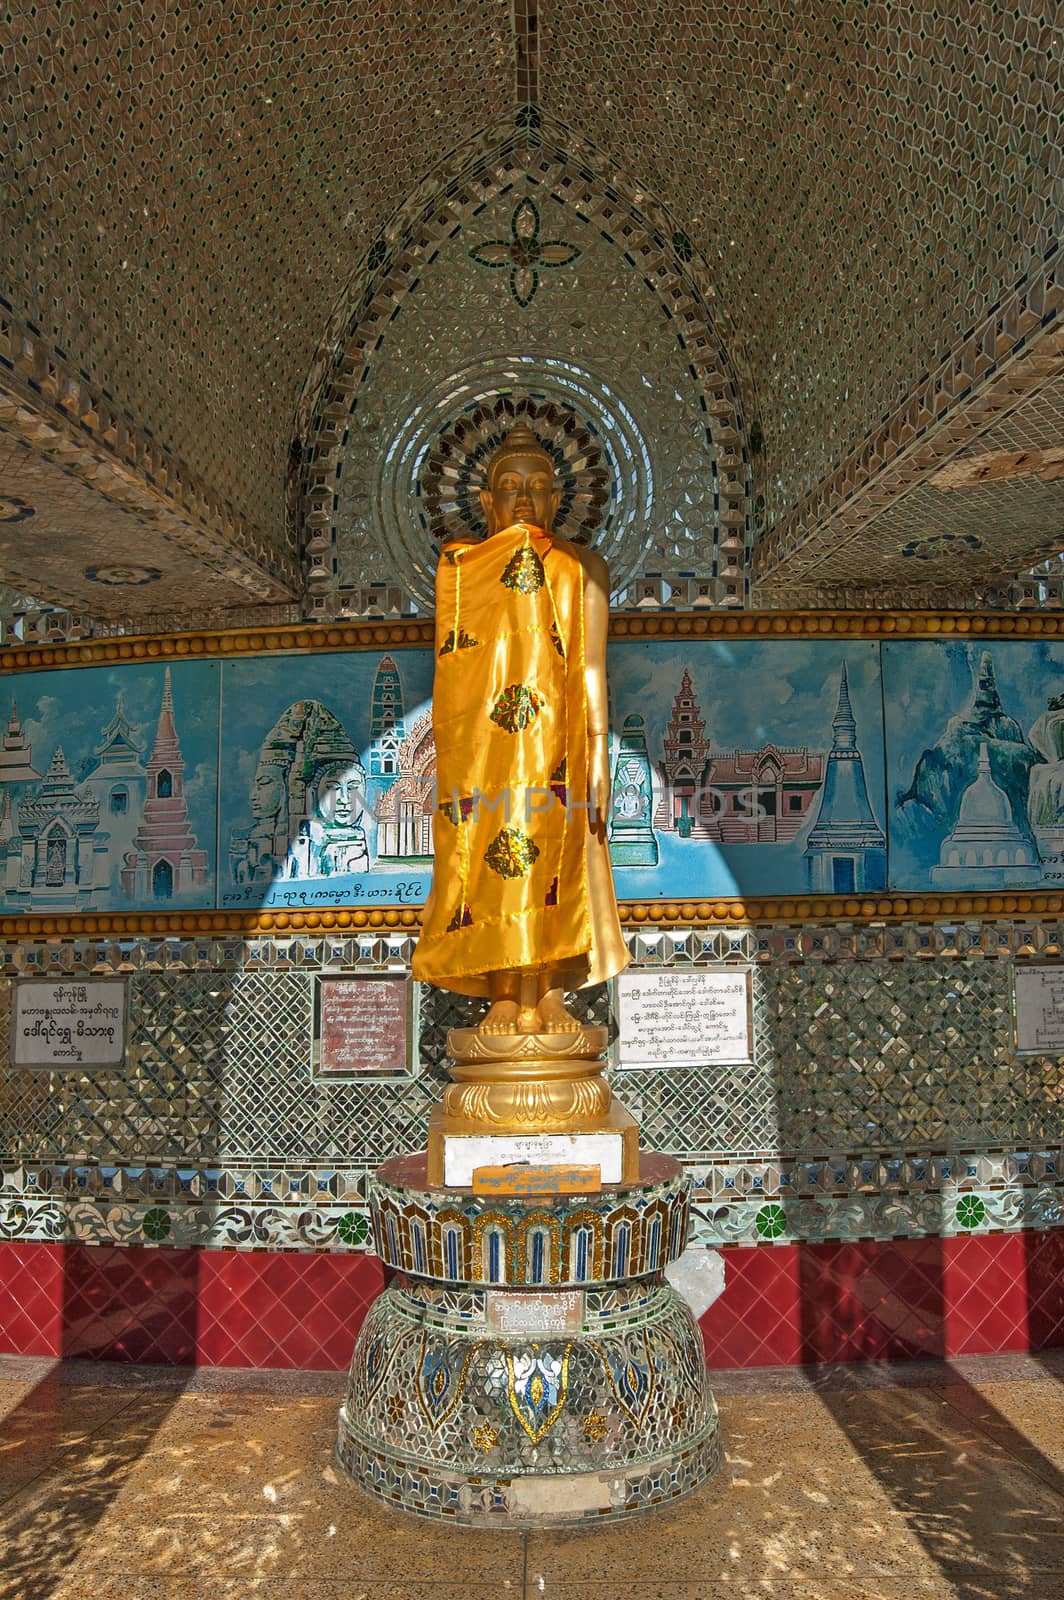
[[411, 522, 628, 998]]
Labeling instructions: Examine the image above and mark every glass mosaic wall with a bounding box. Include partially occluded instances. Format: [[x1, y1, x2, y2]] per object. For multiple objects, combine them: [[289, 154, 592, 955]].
[[1, 626, 1062, 1269], [0, 920, 1061, 1258]]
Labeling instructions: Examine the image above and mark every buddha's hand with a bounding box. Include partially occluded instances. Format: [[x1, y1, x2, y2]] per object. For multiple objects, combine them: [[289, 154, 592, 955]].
[[588, 737, 611, 831]]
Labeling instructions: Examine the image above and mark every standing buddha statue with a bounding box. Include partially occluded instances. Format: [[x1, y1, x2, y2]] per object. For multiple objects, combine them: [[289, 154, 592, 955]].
[[412, 422, 636, 1180]]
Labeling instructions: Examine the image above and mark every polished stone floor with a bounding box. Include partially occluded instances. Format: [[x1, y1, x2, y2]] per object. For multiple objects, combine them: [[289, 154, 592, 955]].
[[1, 1351, 1063, 1600]]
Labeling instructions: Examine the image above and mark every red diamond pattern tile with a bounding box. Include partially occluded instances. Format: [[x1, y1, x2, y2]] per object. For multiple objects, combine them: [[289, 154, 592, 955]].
[[699, 1244, 802, 1368], [1, 1234, 1062, 1370], [798, 1239, 946, 1363], [1024, 1230, 1064, 1349], [197, 1250, 384, 1369], [699, 1235, 1064, 1368], [944, 1234, 1030, 1356], [62, 1244, 200, 1363], [0, 1241, 63, 1356]]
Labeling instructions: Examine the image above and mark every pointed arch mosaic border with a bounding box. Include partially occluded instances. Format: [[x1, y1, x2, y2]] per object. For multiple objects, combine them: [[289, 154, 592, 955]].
[[292, 113, 753, 620]]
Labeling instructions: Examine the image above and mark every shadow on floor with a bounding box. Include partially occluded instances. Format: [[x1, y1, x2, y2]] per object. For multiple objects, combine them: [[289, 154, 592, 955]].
[[0, 1365, 190, 1600], [812, 1371, 1064, 1600]]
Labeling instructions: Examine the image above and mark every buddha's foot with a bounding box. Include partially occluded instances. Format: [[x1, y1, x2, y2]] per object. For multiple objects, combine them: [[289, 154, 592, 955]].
[[536, 992, 582, 1034], [479, 999, 521, 1034]]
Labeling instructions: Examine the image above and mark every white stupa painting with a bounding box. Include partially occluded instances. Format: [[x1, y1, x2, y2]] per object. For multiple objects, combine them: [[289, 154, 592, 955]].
[[931, 742, 1040, 887]]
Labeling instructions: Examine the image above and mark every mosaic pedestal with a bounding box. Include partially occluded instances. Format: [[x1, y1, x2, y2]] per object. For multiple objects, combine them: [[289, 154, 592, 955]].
[[336, 1153, 722, 1527]]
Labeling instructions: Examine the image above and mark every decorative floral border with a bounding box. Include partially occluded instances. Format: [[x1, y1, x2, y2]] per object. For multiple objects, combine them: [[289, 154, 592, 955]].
[[0, 1161, 1059, 1253]]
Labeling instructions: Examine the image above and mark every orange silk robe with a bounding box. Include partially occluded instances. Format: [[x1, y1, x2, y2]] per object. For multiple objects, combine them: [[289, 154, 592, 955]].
[[411, 521, 628, 997]]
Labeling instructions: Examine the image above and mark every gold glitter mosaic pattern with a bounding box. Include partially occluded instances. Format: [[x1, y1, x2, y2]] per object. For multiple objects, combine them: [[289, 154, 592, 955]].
[[808, 367, 1064, 591], [0, 429, 285, 617], [539, 3, 1063, 528], [0, 0, 512, 540]]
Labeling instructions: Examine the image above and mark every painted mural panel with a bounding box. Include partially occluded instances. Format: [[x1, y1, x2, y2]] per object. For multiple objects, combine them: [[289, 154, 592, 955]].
[[219, 651, 435, 910], [605, 639, 886, 899], [13, 635, 1063, 913], [0, 661, 218, 912], [884, 639, 1064, 892]]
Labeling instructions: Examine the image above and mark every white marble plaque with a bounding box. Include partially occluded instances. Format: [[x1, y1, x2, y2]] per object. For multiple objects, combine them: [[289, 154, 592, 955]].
[[616, 968, 752, 1065], [487, 1290, 584, 1336], [1014, 966, 1064, 1054], [443, 1132, 622, 1187], [508, 1472, 614, 1515], [12, 979, 126, 1067]]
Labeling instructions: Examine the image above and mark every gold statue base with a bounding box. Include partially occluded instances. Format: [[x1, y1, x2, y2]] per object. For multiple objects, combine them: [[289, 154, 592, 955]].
[[426, 1023, 639, 1187]]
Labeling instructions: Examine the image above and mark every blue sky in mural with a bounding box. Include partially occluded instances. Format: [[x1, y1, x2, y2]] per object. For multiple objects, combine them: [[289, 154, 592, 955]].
[[0, 660, 218, 911], [605, 638, 886, 897], [884, 639, 1064, 891], [219, 650, 434, 909]]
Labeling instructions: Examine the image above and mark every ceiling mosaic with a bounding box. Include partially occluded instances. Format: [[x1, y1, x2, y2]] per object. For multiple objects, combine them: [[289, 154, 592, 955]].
[[330, 190, 729, 609], [0, 390, 297, 619], [0, 1, 1062, 624], [0, 0, 511, 541], [540, 3, 1063, 522], [788, 367, 1064, 594]]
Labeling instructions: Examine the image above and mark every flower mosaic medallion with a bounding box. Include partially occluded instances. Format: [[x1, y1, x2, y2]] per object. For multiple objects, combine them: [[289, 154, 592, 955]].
[[755, 1202, 787, 1240], [336, 1211, 369, 1246], [141, 1207, 171, 1242], [469, 196, 582, 307], [83, 565, 162, 586], [955, 1194, 988, 1230]]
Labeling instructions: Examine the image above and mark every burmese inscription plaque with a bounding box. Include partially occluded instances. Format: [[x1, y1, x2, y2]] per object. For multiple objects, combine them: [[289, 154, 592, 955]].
[[486, 1290, 585, 1336], [314, 975, 412, 1077], [12, 979, 127, 1068], [616, 969, 753, 1065], [1014, 966, 1064, 1055]]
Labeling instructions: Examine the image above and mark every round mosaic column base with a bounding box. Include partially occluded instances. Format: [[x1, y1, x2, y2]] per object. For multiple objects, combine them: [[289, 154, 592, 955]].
[[337, 1413, 724, 1528], [335, 1275, 723, 1528]]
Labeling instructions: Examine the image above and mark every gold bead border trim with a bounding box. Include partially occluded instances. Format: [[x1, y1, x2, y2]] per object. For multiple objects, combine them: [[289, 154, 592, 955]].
[[3, 892, 1064, 939], [0, 619, 435, 672], [2, 609, 1062, 673]]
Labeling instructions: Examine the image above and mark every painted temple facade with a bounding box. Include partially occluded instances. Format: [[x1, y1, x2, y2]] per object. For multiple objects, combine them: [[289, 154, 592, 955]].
[[121, 670, 209, 901], [655, 668, 824, 844], [803, 664, 887, 893], [6, 745, 107, 909], [375, 710, 436, 860]]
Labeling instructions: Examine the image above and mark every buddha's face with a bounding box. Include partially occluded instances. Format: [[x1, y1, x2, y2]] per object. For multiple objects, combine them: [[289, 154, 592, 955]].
[[250, 765, 285, 820], [480, 451, 560, 536]]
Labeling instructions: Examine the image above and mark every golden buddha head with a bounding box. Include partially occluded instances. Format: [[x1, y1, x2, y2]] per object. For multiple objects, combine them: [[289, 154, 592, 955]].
[[480, 424, 560, 537]]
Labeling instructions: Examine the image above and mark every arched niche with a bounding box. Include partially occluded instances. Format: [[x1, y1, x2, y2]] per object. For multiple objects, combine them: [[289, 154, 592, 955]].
[[292, 117, 752, 617]]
